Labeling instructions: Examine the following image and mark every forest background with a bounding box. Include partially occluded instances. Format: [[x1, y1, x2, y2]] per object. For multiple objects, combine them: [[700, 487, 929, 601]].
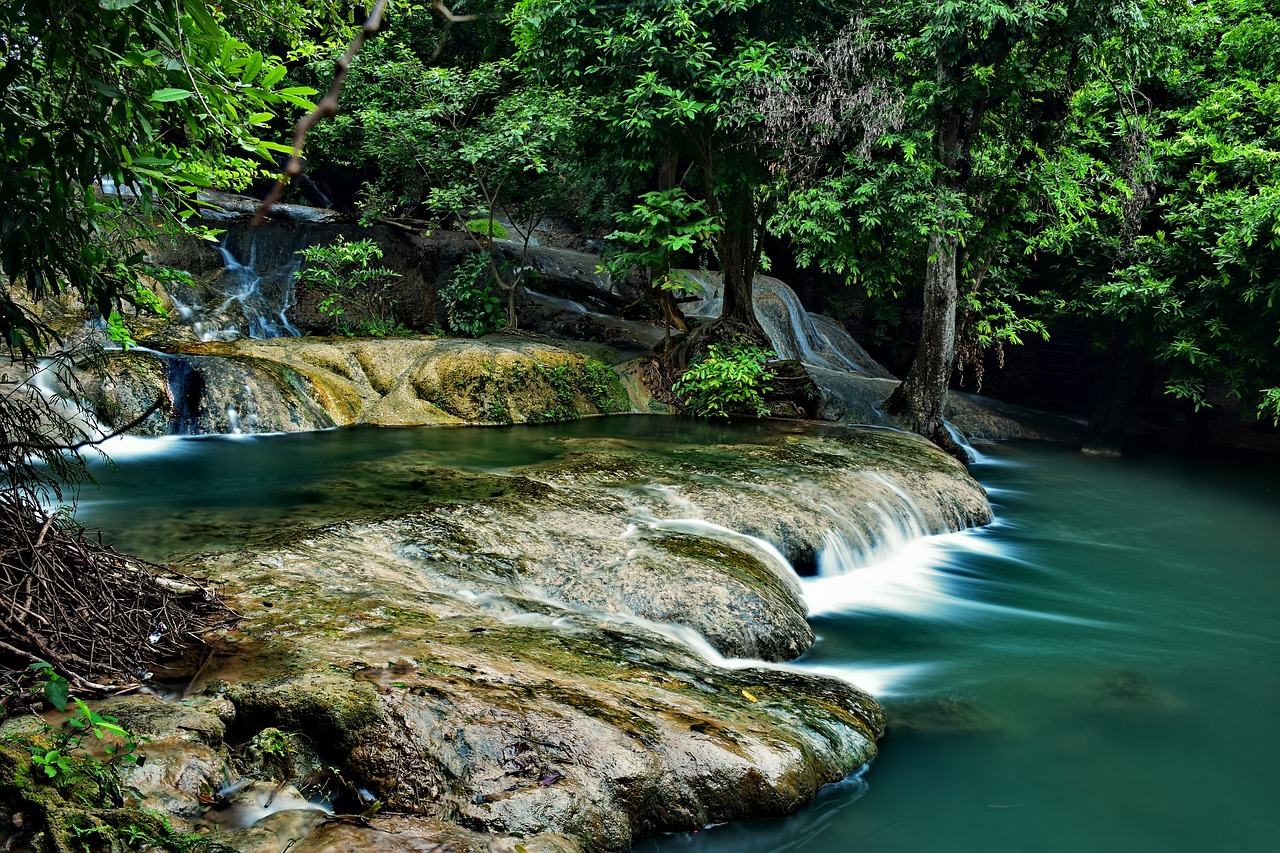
[[2, 0, 1278, 456]]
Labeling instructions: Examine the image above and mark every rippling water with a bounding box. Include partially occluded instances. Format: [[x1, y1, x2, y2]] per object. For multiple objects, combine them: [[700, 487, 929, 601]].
[[73, 422, 1280, 851]]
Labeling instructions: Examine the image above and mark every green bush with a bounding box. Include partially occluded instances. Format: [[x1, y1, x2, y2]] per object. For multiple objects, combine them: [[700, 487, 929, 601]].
[[297, 237, 403, 336], [673, 344, 777, 418], [441, 252, 508, 337]]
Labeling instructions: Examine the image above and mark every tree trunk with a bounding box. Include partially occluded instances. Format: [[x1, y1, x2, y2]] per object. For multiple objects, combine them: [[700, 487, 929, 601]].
[[886, 228, 961, 452], [716, 181, 763, 332], [886, 100, 966, 458], [656, 151, 687, 334]]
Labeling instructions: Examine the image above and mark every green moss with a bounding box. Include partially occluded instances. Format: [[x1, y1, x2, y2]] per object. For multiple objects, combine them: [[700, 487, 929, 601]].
[[226, 676, 383, 754], [646, 533, 805, 623], [581, 360, 630, 415], [0, 735, 216, 852]]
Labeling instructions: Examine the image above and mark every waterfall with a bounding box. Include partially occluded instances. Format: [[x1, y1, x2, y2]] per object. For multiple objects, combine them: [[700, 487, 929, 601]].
[[683, 273, 893, 378], [169, 227, 306, 341], [164, 357, 205, 436]]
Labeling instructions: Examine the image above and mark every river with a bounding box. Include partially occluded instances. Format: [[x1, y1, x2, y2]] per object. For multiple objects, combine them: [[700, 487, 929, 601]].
[[74, 421, 1280, 852]]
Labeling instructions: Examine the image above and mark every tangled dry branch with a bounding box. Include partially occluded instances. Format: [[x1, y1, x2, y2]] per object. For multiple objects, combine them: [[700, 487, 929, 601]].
[[0, 490, 236, 695]]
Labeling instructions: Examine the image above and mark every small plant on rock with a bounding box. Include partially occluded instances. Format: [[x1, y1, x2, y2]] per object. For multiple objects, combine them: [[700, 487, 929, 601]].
[[441, 251, 509, 338], [674, 344, 777, 418], [297, 236, 404, 337], [27, 697, 141, 784]]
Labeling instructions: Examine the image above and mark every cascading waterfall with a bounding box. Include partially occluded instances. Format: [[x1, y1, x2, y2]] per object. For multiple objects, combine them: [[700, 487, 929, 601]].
[[683, 272, 892, 378], [164, 356, 205, 436], [169, 227, 306, 341]]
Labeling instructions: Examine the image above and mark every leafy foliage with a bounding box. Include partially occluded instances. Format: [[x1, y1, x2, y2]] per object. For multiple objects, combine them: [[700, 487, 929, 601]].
[[28, 698, 140, 783], [1033, 0, 1280, 421], [674, 344, 777, 418], [600, 189, 721, 297], [441, 252, 509, 338], [297, 237, 405, 337], [0, 0, 316, 354], [509, 0, 840, 326]]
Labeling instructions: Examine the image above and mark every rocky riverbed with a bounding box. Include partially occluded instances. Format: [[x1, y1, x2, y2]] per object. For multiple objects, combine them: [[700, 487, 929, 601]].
[[3, 420, 990, 852]]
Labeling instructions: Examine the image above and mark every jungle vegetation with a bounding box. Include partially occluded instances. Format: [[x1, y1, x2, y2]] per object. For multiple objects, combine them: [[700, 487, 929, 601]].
[[2, 0, 1277, 450]]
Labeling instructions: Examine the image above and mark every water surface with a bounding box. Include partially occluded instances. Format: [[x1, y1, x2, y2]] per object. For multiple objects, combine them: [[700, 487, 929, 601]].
[[75, 423, 1280, 851], [642, 440, 1280, 852]]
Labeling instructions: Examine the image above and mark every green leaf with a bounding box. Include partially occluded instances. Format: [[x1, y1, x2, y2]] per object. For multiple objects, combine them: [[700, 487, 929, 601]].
[[261, 65, 288, 89], [43, 677, 70, 711], [241, 52, 263, 85], [150, 88, 194, 102]]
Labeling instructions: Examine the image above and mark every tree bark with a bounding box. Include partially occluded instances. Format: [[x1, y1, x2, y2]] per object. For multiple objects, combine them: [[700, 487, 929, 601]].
[[716, 181, 764, 332], [886, 100, 966, 458], [656, 150, 688, 334], [886, 228, 961, 452]]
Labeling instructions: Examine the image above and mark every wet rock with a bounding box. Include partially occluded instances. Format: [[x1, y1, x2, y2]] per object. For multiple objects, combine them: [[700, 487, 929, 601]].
[[101, 695, 235, 820], [163, 421, 993, 850], [889, 697, 1002, 735], [78, 336, 633, 435], [1088, 671, 1182, 712], [216, 813, 580, 853]]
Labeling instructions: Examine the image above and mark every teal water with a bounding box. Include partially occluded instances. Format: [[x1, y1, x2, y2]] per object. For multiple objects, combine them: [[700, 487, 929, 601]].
[[74, 422, 1280, 851], [642, 440, 1280, 852]]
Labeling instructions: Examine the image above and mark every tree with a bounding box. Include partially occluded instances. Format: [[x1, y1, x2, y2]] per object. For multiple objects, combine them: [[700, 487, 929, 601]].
[[508, 0, 840, 339], [758, 0, 1135, 453], [1033, 0, 1280, 448], [0, 0, 317, 354], [0, 0, 318, 690], [305, 16, 589, 329]]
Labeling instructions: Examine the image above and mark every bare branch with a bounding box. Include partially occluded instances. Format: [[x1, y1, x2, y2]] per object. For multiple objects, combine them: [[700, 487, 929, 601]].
[[433, 0, 479, 23]]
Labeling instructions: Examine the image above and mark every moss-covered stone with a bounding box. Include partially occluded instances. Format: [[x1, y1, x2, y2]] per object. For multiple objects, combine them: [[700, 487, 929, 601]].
[[225, 676, 382, 755], [77, 336, 638, 434]]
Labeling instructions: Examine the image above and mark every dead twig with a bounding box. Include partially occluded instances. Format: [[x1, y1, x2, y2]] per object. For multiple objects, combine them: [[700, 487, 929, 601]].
[[0, 489, 238, 695]]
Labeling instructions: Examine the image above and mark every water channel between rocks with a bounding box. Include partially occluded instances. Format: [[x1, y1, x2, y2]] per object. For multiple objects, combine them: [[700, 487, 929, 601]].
[[75, 419, 1280, 852]]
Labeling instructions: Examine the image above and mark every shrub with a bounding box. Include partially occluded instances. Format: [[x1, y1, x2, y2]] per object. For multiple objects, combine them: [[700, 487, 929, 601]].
[[297, 237, 402, 336], [441, 252, 508, 337], [673, 344, 777, 418]]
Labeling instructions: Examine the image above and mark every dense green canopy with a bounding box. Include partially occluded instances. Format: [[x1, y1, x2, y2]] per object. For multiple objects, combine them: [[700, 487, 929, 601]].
[[3, 0, 1277, 439]]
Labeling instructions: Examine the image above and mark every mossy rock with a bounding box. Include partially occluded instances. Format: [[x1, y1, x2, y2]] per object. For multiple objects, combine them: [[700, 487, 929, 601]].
[[226, 675, 382, 755]]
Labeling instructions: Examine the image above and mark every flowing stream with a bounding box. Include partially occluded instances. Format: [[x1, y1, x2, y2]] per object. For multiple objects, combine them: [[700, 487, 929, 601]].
[[643, 439, 1280, 852], [72, 422, 1280, 851]]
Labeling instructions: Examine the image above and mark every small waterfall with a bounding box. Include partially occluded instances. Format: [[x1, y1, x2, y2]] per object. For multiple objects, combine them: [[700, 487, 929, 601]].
[[137, 349, 330, 437], [683, 273, 893, 378], [169, 228, 305, 341], [165, 357, 205, 436]]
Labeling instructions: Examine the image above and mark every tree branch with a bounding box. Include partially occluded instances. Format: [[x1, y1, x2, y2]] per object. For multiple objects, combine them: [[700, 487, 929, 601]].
[[253, 0, 390, 225], [5, 398, 164, 454]]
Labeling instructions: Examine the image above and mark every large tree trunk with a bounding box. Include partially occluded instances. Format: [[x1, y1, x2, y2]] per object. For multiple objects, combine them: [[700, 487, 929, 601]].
[[716, 182, 764, 333], [886, 100, 966, 458], [886, 228, 961, 452]]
